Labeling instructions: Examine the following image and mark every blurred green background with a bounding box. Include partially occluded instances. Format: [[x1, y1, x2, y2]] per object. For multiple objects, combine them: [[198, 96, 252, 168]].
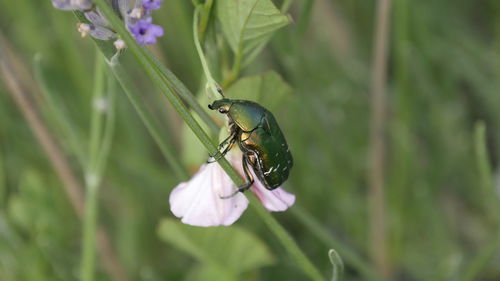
[[1, 0, 500, 281]]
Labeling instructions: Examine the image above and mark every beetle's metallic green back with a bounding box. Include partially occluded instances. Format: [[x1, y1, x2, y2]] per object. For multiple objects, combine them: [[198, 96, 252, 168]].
[[209, 99, 293, 189], [209, 99, 263, 131], [240, 112, 293, 189]]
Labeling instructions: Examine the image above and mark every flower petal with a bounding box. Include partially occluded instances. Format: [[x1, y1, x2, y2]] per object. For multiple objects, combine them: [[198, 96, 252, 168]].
[[169, 163, 249, 227], [142, 0, 164, 10], [250, 180, 296, 212], [88, 25, 116, 40], [116, 0, 131, 17], [52, 0, 92, 11], [128, 18, 163, 45], [84, 9, 109, 27]]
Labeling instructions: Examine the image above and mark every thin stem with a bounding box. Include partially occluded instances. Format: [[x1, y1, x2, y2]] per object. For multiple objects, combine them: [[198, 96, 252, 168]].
[[88, 52, 106, 177], [81, 52, 107, 281], [459, 121, 500, 281], [81, 181, 99, 281], [197, 0, 214, 42], [474, 122, 494, 206], [142, 49, 220, 135], [193, 6, 221, 100], [108, 62, 190, 180], [290, 206, 388, 281], [95, 73, 117, 178], [248, 196, 325, 281], [92, 1, 324, 280], [368, 0, 392, 277], [222, 50, 242, 89]]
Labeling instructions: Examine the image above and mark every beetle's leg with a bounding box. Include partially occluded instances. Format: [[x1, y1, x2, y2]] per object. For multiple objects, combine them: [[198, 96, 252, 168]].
[[217, 131, 234, 149], [207, 136, 237, 163], [207, 124, 238, 163], [239, 153, 255, 192], [219, 153, 255, 199]]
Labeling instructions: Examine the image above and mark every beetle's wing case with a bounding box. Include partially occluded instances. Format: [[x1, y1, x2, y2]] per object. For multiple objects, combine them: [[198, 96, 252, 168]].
[[239, 111, 293, 189], [226, 100, 267, 132]]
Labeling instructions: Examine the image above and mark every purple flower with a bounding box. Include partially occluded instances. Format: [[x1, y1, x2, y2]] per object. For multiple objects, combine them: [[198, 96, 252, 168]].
[[128, 18, 164, 45], [142, 0, 163, 10], [169, 151, 295, 227], [52, 0, 92, 11]]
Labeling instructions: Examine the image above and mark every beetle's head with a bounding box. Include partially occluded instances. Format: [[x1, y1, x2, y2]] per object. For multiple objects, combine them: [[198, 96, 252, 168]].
[[208, 99, 232, 114]]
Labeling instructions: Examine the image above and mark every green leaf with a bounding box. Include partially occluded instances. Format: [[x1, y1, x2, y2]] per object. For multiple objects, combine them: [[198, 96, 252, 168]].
[[217, 0, 290, 60], [157, 218, 275, 274], [226, 70, 292, 112]]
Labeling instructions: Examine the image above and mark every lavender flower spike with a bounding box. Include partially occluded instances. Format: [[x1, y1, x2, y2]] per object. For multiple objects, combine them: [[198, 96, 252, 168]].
[[142, 0, 164, 10], [129, 18, 164, 45], [52, 0, 93, 11]]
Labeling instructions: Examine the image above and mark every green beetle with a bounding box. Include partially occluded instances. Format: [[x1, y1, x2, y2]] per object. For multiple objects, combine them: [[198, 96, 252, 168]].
[[208, 98, 293, 196]]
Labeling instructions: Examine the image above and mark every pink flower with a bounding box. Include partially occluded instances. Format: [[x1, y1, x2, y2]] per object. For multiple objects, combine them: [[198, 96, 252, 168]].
[[169, 151, 295, 227]]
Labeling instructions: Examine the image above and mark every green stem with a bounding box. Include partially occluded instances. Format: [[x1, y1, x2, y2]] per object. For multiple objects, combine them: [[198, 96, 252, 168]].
[[94, 73, 116, 175], [248, 196, 325, 281], [81, 180, 99, 281], [474, 122, 494, 203], [193, 6, 221, 100], [222, 50, 242, 89], [143, 49, 220, 135], [88, 53, 106, 175], [108, 62, 190, 180], [81, 52, 106, 281], [460, 121, 500, 281], [92, 1, 324, 280], [473, 121, 500, 222], [197, 0, 214, 42], [291, 206, 388, 281]]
